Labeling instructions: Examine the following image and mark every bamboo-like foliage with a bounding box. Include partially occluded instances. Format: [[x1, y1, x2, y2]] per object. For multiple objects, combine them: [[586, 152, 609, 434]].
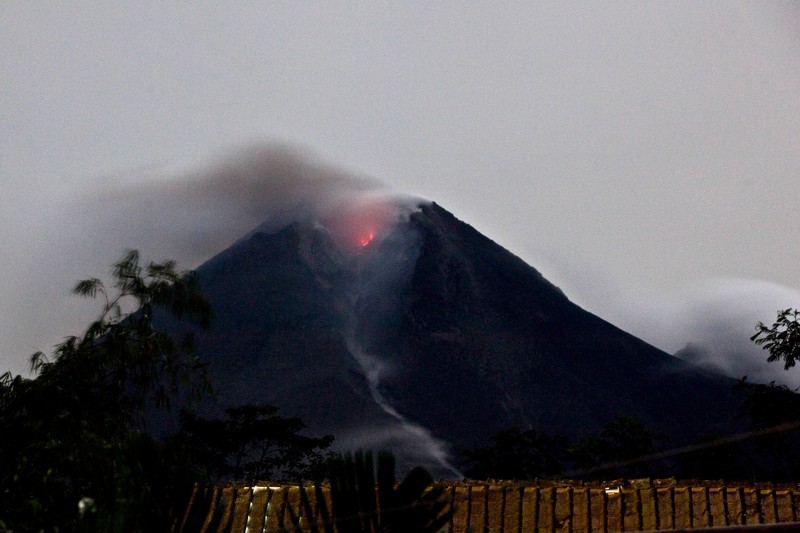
[[287, 451, 452, 533], [0, 250, 212, 532]]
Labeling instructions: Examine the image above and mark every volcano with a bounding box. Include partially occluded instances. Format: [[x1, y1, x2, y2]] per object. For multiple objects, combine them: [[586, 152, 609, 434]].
[[172, 200, 742, 476]]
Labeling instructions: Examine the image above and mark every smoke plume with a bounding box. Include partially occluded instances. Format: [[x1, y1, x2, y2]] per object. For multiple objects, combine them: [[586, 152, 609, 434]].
[[583, 275, 800, 389], [674, 279, 800, 388], [79, 143, 393, 267], [3, 144, 390, 376]]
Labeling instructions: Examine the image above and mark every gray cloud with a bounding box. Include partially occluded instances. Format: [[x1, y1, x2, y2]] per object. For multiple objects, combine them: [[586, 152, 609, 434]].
[[81, 144, 389, 266], [1, 145, 393, 375], [675, 279, 800, 388], [2, 2, 799, 394], [579, 275, 800, 389], [4, 143, 800, 395]]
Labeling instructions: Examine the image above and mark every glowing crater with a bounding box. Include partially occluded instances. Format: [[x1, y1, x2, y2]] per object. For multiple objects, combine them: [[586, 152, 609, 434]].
[[323, 194, 397, 250], [359, 232, 375, 247]]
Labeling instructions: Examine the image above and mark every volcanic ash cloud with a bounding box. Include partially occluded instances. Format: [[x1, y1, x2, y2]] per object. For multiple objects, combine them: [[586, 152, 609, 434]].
[[79, 144, 398, 268]]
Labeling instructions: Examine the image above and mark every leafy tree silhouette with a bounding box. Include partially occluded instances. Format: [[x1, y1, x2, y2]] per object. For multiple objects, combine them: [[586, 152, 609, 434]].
[[570, 416, 666, 478], [752, 308, 800, 370], [460, 426, 569, 480], [0, 250, 211, 531], [175, 403, 333, 483]]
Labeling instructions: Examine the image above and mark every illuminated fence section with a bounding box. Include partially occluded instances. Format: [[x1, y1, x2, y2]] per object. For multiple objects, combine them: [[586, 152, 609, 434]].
[[176, 480, 800, 532]]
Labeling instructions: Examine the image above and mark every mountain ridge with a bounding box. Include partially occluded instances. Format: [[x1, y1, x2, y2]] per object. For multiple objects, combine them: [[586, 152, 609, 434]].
[[166, 200, 744, 475]]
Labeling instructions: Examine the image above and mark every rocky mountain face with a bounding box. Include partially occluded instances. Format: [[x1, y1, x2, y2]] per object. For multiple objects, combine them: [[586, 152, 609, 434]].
[[169, 201, 743, 476]]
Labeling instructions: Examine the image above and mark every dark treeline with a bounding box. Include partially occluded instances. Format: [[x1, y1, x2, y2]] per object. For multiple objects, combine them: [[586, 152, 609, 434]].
[[3, 252, 800, 531], [461, 308, 800, 484], [0, 252, 457, 533], [459, 381, 800, 483], [0, 252, 334, 532]]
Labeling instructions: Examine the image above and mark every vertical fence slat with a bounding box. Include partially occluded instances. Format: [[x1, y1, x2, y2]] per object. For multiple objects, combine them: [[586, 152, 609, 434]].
[[776, 490, 794, 524], [291, 483, 332, 532], [294, 484, 316, 533], [230, 488, 252, 533], [656, 488, 675, 530], [246, 488, 270, 533], [760, 489, 777, 525], [554, 488, 572, 532], [265, 487, 288, 532], [708, 488, 726, 527], [572, 488, 589, 533], [451, 486, 471, 533], [537, 487, 555, 532], [521, 487, 539, 532], [640, 487, 657, 532], [621, 489, 640, 532], [486, 485, 505, 533], [282, 486, 303, 531], [470, 485, 488, 532], [589, 489, 606, 533], [212, 487, 237, 533], [503, 487, 523, 533], [726, 488, 745, 525], [673, 487, 691, 530], [689, 487, 708, 528], [605, 492, 622, 533], [196, 486, 223, 533], [743, 488, 761, 525]]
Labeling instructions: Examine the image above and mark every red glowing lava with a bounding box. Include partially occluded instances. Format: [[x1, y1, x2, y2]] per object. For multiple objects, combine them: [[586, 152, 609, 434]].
[[359, 232, 375, 247], [323, 194, 397, 250]]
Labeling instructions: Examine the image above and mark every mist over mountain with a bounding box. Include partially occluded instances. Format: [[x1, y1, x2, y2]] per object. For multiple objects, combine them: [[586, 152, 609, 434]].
[[5, 144, 790, 394], [162, 197, 745, 477]]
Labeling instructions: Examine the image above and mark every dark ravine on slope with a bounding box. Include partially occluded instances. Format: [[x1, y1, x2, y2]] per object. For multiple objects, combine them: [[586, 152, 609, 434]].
[[161, 202, 744, 477]]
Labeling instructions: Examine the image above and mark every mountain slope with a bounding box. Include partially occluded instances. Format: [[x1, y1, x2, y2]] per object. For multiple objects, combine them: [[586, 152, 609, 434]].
[[389, 204, 739, 442], [174, 201, 743, 475]]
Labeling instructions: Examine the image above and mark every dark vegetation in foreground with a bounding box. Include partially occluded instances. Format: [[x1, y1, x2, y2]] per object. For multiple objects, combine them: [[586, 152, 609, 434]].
[[460, 395, 800, 483], [463, 308, 800, 484], [2, 252, 800, 531], [0, 252, 333, 532]]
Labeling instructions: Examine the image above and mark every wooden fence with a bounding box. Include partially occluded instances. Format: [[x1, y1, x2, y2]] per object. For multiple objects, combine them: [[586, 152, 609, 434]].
[[177, 479, 800, 533]]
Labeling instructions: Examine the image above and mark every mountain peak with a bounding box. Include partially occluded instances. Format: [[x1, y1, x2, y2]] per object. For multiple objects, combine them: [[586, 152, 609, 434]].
[[168, 200, 743, 476]]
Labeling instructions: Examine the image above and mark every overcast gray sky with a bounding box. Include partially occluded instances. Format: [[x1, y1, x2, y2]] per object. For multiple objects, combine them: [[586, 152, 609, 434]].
[[3, 2, 800, 384]]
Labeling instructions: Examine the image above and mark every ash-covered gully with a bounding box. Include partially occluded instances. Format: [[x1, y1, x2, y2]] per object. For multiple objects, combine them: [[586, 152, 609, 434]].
[[340, 206, 462, 477]]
